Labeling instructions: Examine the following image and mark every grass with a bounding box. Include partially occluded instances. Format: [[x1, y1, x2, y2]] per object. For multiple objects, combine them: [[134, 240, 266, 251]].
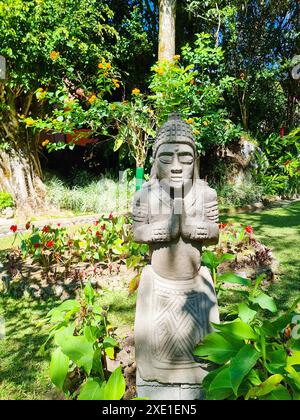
[[0, 297, 56, 400], [0, 201, 299, 399], [45, 172, 135, 215], [0, 290, 136, 400], [221, 200, 300, 312]]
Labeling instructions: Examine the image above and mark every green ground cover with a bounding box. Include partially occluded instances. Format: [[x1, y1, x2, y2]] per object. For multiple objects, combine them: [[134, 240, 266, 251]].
[[0, 201, 299, 399]]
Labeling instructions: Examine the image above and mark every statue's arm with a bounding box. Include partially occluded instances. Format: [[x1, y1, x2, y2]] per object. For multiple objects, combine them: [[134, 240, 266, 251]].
[[203, 189, 219, 244], [181, 187, 219, 244], [132, 190, 176, 244]]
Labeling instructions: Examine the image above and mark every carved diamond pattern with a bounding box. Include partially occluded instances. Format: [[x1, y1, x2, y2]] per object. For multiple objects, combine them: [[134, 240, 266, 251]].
[[153, 292, 209, 364]]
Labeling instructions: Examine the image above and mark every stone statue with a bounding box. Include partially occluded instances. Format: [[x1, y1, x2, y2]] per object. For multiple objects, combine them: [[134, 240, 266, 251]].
[[133, 113, 220, 400]]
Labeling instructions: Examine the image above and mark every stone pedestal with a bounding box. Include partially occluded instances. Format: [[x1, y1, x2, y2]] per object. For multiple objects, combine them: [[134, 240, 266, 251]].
[[134, 265, 219, 399]]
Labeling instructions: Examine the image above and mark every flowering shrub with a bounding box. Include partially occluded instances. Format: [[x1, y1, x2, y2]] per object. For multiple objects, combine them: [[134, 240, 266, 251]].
[[16, 215, 148, 278], [216, 222, 273, 271], [149, 33, 244, 153]]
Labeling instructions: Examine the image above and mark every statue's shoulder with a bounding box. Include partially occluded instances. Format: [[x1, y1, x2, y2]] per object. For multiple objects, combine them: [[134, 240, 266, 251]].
[[196, 180, 218, 202], [133, 180, 154, 206]]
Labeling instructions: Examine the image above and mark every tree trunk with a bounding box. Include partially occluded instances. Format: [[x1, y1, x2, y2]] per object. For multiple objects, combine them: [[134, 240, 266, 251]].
[[0, 149, 45, 215], [0, 84, 45, 216], [158, 0, 176, 61]]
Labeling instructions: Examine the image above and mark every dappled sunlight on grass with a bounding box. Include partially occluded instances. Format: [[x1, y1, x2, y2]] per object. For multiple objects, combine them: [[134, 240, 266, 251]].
[[222, 201, 300, 311], [0, 297, 57, 399]]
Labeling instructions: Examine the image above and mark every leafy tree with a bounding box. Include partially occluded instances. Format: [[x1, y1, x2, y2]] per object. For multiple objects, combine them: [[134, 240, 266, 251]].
[[184, 0, 300, 134], [0, 0, 117, 211]]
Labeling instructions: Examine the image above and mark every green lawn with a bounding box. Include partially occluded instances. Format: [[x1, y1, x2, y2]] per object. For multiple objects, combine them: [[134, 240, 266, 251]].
[[0, 201, 299, 399], [0, 290, 135, 400], [221, 200, 300, 312]]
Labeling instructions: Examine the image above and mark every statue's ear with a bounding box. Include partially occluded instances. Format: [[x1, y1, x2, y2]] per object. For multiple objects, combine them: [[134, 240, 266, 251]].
[[150, 158, 157, 179], [193, 155, 200, 179]]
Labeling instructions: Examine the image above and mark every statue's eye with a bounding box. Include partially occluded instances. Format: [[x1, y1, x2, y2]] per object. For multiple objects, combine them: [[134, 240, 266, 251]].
[[159, 155, 173, 164], [179, 155, 193, 164]]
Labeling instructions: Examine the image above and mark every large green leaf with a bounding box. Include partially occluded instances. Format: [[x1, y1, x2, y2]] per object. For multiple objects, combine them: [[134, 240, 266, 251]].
[[60, 335, 95, 375], [265, 385, 292, 400], [247, 369, 262, 386], [206, 366, 233, 400], [251, 292, 277, 313], [246, 374, 284, 400], [48, 300, 80, 322], [84, 282, 95, 304], [92, 348, 104, 379], [266, 348, 287, 374], [230, 344, 260, 395], [218, 273, 251, 287], [201, 251, 218, 270], [103, 367, 126, 400], [238, 303, 257, 323], [103, 336, 119, 348], [50, 347, 69, 390], [194, 332, 243, 364], [54, 325, 75, 348], [78, 378, 105, 400], [287, 350, 300, 367], [212, 319, 258, 341], [84, 326, 100, 344], [48, 300, 80, 316], [262, 316, 289, 336], [285, 366, 300, 391]]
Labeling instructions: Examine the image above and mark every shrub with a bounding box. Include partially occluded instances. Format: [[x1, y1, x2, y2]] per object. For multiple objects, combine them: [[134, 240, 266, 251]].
[[9, 214, 148, 292], [41, 282, 126, 400], [215, 182, 263, 209], [194, 297, 300, 400], [0, 192, 13, 210]]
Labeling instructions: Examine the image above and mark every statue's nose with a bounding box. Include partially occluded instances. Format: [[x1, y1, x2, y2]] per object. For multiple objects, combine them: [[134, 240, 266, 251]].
[[170, 155, 182, 173]]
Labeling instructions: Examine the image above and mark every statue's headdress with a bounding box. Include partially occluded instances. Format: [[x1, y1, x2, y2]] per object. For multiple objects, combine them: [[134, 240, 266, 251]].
[[152, 113, 196, 158], [149, 113, 200, 182]]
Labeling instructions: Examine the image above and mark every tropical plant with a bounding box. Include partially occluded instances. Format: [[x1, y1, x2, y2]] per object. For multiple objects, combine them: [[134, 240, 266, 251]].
[[254, 129, 300, 197], [41, 282, 126, 400], [194, 298, 300, 400]]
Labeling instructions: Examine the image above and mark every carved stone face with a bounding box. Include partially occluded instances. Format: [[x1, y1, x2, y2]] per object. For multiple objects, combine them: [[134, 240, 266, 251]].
[[156, 143, 195, 189]]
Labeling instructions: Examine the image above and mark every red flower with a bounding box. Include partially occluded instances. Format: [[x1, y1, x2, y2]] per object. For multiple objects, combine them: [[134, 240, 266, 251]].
[[25, 222, 31, 230], [33, 242, 40, 249], [10, 225, 17, 233], [94, 220, 100, 226], [46, 240, 54, 248], [245, 225, 254, 234], [109, 212, 113, 220], [57, 223, 61, 227], [101, 224, 106, 231], [42, 225, 50, 233], [219, 223, 227, 230], [87, 227, 92, 234], [96, 231, 102, 238]]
